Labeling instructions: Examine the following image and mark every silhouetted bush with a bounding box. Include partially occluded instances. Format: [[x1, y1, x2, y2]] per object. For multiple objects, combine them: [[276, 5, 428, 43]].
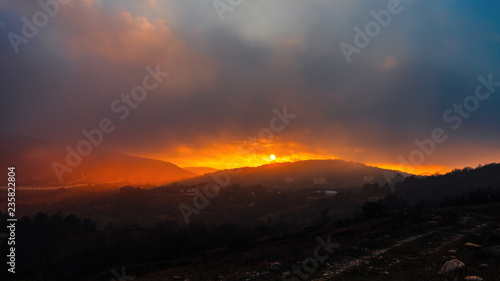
[[0, 211, 299, 281]]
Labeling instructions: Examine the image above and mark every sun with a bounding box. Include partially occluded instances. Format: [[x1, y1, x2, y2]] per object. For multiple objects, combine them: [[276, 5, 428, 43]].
[[270, 154, 276, 160]]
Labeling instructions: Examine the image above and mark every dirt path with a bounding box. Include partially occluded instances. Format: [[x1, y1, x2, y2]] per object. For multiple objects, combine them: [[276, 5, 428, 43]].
[[310, 222, 487, 280]]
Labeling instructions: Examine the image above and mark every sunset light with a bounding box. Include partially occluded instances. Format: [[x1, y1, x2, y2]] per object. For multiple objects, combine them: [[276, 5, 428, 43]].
[[2, 1, 500, 279]]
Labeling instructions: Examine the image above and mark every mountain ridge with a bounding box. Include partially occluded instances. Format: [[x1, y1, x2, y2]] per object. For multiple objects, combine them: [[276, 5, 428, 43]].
[[176, 159, 410, 189], [0, 134, 197, 185]]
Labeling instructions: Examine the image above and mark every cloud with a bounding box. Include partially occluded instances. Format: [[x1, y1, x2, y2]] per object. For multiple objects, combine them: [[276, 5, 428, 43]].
[[1, 0, 500, 172], [144, 0, 156, 7]]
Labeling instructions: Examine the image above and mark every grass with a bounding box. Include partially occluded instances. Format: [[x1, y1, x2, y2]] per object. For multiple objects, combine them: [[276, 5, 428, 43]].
[[88, 202, 500, 281]]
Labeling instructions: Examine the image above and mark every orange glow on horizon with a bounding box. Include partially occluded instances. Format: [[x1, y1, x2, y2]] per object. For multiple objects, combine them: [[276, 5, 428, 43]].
[[164, 152, 336, 170], [150, 154, 453, 175], [368, 163, 452, 176], [141, 140, 337, 170], [138, 141, 455, 175], [131, 136, 487, 176]]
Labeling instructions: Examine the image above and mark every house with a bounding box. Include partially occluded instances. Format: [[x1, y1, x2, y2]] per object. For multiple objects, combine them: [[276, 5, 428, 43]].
[[313, 190, 338, 197]]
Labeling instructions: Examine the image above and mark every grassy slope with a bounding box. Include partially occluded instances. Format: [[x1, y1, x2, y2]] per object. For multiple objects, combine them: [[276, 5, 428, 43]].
[[89, 203, 500, 281]]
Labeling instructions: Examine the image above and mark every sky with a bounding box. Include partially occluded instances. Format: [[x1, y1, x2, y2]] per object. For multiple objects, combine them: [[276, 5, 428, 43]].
[[1, 0, 500, 174]]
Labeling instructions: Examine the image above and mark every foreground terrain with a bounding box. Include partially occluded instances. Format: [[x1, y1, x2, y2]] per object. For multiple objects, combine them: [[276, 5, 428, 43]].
[[88, 202, 500, 281]]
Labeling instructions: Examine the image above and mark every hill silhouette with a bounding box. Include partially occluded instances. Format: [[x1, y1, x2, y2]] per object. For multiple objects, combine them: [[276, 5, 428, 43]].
[[0, 133, 196, 185], [395, 163, 500, 202], [182, 166, 219, 175], [178, 159, 409, 189]]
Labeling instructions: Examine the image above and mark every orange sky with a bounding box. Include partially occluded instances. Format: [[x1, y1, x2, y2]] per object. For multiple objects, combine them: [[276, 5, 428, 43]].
[[142, 139, 456, 176]]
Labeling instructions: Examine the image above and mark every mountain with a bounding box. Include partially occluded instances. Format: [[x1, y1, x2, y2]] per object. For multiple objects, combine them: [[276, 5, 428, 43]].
[[0, 133, 197, 186], [73, 151, 197, 185], [182, 166, 219, 175], [177, 159, 409, 189]]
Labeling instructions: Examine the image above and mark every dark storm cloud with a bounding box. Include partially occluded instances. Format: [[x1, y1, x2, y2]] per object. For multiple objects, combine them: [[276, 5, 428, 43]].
[[1, 0, 499, 169]]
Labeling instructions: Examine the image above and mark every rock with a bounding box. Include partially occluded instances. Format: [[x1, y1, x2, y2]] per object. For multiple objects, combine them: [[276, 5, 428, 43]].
[[464, 276, 483, 281], [448, 250, 457, 254], [479, 263, 488, 269], [438, 259, 465, 278], [464, 242, 482, 248]]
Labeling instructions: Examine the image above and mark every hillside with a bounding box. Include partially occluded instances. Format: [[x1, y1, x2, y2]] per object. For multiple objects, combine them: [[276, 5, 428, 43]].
[[3, 163, 500, 281], [87, 202, 500, 281], [0, 134, 196, 185], [182, 166, 219, 175], [178, 159, 409, 189], [394, 163, 500, 203]]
